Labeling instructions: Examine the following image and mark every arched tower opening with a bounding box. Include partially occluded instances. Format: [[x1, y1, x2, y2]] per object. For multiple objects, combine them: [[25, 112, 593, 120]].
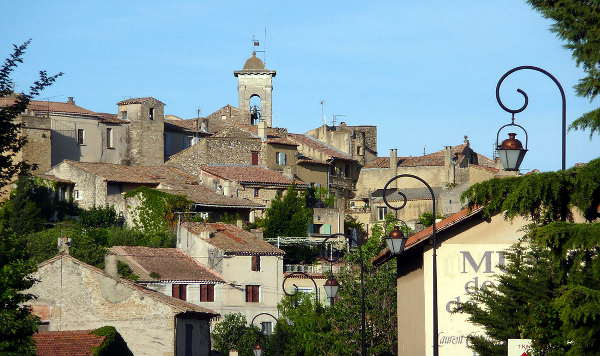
[[249, 95, 262, 125]]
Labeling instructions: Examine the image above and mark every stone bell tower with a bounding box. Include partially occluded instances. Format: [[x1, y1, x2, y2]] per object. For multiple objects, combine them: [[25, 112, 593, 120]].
[[234, 52, 276, 127]]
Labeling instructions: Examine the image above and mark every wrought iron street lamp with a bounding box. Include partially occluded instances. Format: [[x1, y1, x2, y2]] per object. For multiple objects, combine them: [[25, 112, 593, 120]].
[[385, 224, 409, 256], [282, 271, 319, 305], [495, 65, 567, 171], [250, 312, 278, 335], [323, 275, 339, 304], [382, 174, 439, 356]]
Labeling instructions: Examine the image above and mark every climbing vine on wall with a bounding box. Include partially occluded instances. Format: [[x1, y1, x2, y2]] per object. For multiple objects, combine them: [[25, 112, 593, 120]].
[[124, 187, 191, 234]]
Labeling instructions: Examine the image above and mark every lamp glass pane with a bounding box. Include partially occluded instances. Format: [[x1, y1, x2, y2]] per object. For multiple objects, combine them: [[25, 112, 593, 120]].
[[498, 149, 526, 171], [386, 237, 405, 255], [324, 284, 339, 299], [253, 349, 262, 356]]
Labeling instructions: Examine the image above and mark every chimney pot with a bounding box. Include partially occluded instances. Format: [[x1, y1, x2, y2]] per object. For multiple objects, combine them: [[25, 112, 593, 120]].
[[67, 97, 75, 105]]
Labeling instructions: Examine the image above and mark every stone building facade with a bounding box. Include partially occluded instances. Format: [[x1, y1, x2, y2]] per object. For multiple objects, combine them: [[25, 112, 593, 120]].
[[177, 222, 285, 330], [28, 253, 217, 356], [117, 97, 165, 166], [305, 123, 377, 165]]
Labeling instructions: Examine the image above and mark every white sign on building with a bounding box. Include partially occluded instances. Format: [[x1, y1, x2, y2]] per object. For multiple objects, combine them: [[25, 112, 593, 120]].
[[424, 243, 511, 356]]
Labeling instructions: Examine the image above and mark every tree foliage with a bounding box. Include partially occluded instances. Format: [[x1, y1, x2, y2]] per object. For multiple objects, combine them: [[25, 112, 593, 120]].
[[461, 157, 600, 222], [263, 185, 312, 240], [527, 0, 600, 137], [211, 313, 264, 356], [0, 40, 61, 356]]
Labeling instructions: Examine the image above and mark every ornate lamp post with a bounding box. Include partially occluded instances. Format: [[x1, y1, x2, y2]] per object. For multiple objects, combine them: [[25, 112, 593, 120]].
[[382, 174, 438, 356], [282, 271, 319, 305], [250, 312, 278, 335], [495, 65, 567, 171]]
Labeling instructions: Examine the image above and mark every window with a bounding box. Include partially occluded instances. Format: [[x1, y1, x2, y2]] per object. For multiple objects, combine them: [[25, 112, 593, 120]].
[[253, 188, 259, 197], [276, 152, 287, 165], [106, 128, 114, 148], [199, 284, 214, 302], [251, 151, 259, 165], [149, 107, 154, 120], [261, 322, 273, 335], [74, 190, 81, 200], [184, 136, 193, 148], [77, 129, 85, 145], [344, 164, 350, 177], [245, 285, 259, 303], [120, 111, 128, 120], [251, 256, 261, 271], [172, 284, 187, 301], [377, 206, 388, 221], [357, 146, 363, 155]]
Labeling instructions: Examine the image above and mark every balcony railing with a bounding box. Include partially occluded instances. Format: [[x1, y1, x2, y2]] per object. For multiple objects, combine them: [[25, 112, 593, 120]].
[[284, 264, 343, 274]]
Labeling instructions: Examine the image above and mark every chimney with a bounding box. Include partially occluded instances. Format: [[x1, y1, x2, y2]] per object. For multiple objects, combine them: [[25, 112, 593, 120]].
[[67, 97, 75, 105], [258, 120, 267, 142], [104, 253, 118, 278], [223, 181, 232, 197], [251, 229, 264, 240], [389, 149, 398, 169], [57, 237, 71, 255], [464, 135, 470, 146], [444, 146, 452, 167], [282, 165, 295, 179]]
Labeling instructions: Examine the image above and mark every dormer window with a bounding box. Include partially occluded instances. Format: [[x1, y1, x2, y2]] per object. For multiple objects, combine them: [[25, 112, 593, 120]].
[[149, 107, 154, 120], [276, 152, 287, 165]]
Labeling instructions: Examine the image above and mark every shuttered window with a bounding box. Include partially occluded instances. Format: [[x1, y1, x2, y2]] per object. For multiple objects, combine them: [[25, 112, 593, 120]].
[[172, 284, 187, 301], [246, 285, 259, 303], [199, 284, 214, 302], [251, 256, 261, 271]]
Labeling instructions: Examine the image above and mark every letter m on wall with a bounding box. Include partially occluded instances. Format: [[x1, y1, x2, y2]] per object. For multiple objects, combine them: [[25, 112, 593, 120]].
[[460, 251, 493, 273]]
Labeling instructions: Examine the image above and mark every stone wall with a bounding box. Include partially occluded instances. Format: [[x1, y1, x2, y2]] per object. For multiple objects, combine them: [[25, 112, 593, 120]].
[[27, 256, 212, 356], [47, 162, 107, 210], [121, 101, 164, 166], [20, 115, 51, 172], [296, 163, 328, 187], [262, 142, 298, 170], [166, 137, 261, 178]]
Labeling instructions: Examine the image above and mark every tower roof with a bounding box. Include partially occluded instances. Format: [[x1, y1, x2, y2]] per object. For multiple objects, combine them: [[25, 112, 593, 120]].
[[243, 52, 265, 70], [234, 52, 276, 77]]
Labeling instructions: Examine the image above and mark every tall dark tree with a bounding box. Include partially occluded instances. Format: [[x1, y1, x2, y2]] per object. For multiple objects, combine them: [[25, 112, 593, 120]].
[[263, 185, 312, 240], [527, 0, 600, 137], [0, 40, 61, 355]]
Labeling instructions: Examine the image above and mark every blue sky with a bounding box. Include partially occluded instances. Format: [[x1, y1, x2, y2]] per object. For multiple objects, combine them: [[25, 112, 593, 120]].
[[1, 1, 598, 171]]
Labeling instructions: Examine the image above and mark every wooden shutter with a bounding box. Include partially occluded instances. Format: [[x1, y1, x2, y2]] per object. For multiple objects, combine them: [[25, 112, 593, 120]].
[[246, 286, 251, 302], [207, 285, 214, 302], [251, 256, 259, 271], [172, 284, 180, 299], [180, 284, 187, 301], [200, 285, 207, 302], [251, 151, 259, 165], [246, 285, 259, 302]]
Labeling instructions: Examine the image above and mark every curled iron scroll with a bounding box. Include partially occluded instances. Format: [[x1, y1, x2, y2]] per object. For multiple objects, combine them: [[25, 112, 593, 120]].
[[282, 271, 319, 304], [382, 177, 408, 211]]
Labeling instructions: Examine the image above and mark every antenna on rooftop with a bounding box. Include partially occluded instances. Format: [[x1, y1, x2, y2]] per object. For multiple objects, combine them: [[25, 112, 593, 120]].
[[424, 146, 426, 155], [320, 100, 326, 126]]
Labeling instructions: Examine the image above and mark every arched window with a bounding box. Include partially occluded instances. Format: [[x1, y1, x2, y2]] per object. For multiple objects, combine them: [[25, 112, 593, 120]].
[[249, 95, 261, 125]]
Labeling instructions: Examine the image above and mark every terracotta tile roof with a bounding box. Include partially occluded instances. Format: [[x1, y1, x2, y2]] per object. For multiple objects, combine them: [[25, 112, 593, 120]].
[[363, 157, 392, 168], [158, 184, 264, 208], [117, 97, 164, 105], [38, 254, 218, 316], [288, 133, 353, 160], [63, 161, 198, 184], [95, 112, 127, 124], [109, 246, 224, 282], [201, 165, 304, 186], [165, 118, 208, 133], [372, 206, 484, 266], [297, 158, 329, 166], [0, 97, 98, 116], [231, 125, 298, 146], [182, 222, 285, 256], [370, 187, 442, 201], [33, 330, 105, 356], [470, 164, 500, 173]]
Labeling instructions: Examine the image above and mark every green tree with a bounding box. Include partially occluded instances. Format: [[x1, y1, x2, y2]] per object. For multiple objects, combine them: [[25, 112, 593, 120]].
[[527, 1, 600, 137], [328, 214, 399, 355], [263, 185, 312, 240], [212, 313, 264, 356], [455, 158, 600, 355], [0, 40, 62, 356]]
